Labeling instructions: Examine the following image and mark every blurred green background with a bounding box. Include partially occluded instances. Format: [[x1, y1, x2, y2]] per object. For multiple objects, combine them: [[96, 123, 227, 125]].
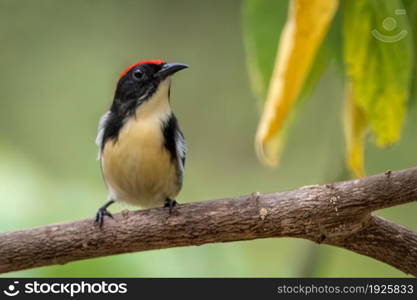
[[1, 0, 416, 277]]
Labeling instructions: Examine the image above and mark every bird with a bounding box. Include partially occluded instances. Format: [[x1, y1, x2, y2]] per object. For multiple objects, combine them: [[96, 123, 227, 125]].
[[94, 60, 188, 227]]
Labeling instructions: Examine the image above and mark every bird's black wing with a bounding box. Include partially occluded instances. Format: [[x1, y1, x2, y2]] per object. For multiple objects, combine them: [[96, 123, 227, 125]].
[[162, 113, 186, 181], [95, 109, 126, 160]]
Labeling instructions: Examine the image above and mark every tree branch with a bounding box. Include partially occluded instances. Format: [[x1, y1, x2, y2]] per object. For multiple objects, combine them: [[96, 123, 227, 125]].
[[1, 167, 417, 275]]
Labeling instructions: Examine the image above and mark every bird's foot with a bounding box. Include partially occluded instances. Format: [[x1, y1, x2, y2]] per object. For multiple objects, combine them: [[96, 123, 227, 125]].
[[94, 200, 115, 228], [95, 208, 113, 228], [164, 198, 177, 213]]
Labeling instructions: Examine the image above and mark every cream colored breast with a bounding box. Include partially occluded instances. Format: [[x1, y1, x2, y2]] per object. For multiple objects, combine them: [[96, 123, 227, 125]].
[[101, 79, 180, 207]]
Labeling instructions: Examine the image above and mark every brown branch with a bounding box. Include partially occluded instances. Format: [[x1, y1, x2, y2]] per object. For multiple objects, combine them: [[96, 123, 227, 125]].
[[1, 167, 417, 275]]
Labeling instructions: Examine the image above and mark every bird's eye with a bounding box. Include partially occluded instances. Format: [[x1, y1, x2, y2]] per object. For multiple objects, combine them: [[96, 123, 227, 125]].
[[132, 68, 144, 81]]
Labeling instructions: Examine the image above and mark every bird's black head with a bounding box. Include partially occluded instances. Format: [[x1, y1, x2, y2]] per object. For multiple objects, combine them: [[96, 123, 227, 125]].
[[111, 60, 188, 116]]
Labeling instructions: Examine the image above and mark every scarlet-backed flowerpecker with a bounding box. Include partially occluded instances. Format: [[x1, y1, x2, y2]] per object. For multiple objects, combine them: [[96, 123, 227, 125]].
[[95, 60, 188, 227]]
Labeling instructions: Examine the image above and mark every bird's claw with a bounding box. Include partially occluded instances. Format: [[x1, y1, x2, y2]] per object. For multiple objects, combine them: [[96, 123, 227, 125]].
[[95, 208, 113, 228], [164, 198, 177, 213]]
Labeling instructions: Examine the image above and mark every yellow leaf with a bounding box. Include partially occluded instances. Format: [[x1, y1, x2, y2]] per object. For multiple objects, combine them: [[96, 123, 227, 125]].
[[343, 82, 367, 178], [343, 0, 412, 147], [255, 0, 338, 166]]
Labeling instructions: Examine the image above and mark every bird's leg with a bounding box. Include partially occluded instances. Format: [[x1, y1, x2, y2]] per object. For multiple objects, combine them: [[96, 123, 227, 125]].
[[95, 200, 115, 228], [164, 198, 177, 213]]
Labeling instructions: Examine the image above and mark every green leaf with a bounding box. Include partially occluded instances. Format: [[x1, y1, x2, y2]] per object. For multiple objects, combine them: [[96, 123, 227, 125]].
[[343, 0, 414, 146], [403, 0, 417, 107], [343, 83, 367, 178], [242, 0, 288, 100]]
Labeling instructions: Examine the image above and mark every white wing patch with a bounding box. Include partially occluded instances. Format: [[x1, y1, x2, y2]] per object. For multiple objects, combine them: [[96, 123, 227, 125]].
[[175, 129, 186, 171], [95, 111, 111, 160]]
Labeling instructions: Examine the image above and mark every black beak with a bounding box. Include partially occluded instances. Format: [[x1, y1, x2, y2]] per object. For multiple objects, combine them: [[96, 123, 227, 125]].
[[154, 62, 189, 79]]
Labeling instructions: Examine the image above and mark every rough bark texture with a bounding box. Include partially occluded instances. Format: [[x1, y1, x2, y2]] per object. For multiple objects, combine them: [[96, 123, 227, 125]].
[[0, 168, 417, 275]]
